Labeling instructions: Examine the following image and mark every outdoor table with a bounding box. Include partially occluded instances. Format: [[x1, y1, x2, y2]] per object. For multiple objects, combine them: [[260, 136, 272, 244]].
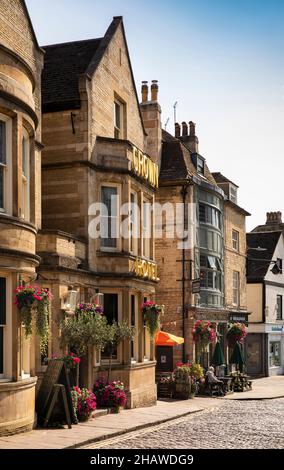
[[219, 376, 233, 393]]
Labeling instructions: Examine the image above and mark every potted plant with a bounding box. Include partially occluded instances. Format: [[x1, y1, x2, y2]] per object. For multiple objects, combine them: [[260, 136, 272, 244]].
[[173, 363, 192, 399], [93, 379, 127, 413], [15, 285, 53, 355], [71, 386, 97, 422], [141, 301, 164, 339]]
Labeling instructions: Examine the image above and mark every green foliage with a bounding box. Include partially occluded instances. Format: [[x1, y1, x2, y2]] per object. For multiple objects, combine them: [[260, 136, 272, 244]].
[[189, 363, 204, 380], [60, 313, 109, 356]]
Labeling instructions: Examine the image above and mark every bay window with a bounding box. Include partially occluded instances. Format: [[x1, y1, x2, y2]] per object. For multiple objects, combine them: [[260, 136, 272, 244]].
[[0, 116, 12, 214], [21, 130, 30, 221], [233, 271, 240, 306], [101, 185, 119, 249], [142, 199, 151, 259]]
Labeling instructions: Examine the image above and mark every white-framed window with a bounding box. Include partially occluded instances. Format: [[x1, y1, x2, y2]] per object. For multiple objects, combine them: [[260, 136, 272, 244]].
[[142, 198, 152, 259], [0, 115, 12, 215], [130, 191, 138, 255], [21, 325, 31, 379], [229, 184, 238, 204], [101, 184, 120, 251], [114, 99, 125, 139], [0, 274, 12, 381], [143, 295, 151, 361], [21, 129, 30, 221], [232, 271, 240, 306], [232, 229, 239, 251]]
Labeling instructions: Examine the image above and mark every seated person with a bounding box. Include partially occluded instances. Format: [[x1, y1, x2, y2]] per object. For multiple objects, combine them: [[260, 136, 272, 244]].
[[206, 366, 226, 395]]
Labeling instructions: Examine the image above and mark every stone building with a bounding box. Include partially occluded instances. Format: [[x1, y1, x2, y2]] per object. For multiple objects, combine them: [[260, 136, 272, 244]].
[[39, 17, 159, 408], [155, 122, 250, 368], [246, 212, 284, 376], [0, 0, 44, 435]]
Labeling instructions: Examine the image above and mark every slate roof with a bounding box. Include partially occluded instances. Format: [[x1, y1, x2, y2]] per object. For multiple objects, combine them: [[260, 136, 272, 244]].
[[42, 38, 102, 112], [212, 172, 239, 188], [246, 231, 281, 280], [160, 130, 217, 185]]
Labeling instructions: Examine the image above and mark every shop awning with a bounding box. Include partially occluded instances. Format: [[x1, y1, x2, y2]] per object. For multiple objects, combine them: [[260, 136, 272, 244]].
[[155, 331, 184, 347]]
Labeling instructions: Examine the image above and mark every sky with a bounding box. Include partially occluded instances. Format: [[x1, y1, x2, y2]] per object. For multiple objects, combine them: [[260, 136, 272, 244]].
[[26, 0, 284, 230]]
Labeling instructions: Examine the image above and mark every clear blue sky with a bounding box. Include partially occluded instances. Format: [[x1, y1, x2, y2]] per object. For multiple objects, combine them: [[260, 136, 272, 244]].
[[26, 0, 284, 230]]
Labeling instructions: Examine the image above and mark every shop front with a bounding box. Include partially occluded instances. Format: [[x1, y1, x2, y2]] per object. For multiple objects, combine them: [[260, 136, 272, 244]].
[[247, 323, 284, 376]]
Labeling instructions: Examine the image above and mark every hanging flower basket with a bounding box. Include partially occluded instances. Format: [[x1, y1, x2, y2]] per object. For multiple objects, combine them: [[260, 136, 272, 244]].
[[15, 285, 53, 355], [75, 303, 104, 317], [141, 301, 164, 339], [226, 323, 247, 347], [192, 320, 216, 350]]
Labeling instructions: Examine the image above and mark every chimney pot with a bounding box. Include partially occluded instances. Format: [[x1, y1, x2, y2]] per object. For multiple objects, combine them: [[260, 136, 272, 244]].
[[175, 123, 181, 138], [141, 81, 149, 103], [182, 121, 188, 137], [151, 80, 159, 101], [189, 121, 196, 136], [266, 211, 282, 224]]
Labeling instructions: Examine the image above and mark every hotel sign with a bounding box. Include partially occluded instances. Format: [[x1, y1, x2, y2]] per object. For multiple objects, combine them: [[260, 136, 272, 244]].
[[130, 258, 159, 282], [132, 146, 159, 189]]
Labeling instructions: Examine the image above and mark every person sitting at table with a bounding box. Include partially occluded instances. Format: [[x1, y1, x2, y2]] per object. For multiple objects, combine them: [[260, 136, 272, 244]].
[[206, 366, 226, 395]]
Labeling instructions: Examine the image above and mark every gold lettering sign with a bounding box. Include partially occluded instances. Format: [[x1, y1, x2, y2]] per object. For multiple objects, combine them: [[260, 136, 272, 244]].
[[131, 258, 159, 282], [132, 146, 159, 189]]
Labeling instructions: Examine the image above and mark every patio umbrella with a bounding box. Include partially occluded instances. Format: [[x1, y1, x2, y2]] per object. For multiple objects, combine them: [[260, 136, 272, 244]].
[[211, 341, 225, 366], [155, 331, 184, 346], [229, 342, 245, 372]]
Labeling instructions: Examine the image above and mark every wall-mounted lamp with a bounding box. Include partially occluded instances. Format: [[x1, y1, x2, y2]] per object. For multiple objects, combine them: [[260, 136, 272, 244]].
[[61, 289, 78, 314]]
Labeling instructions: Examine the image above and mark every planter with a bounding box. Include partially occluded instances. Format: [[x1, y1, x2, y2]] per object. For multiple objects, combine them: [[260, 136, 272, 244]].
[[111, 406, 123, 414], [174, 381, 192, 400]]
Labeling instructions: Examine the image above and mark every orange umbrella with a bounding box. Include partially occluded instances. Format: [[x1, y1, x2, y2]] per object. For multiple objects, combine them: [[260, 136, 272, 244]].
[[155, 331, 184, 346]]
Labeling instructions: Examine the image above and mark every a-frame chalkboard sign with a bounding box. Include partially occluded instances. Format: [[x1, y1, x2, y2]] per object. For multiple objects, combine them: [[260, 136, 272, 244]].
[[36, 359, 77, 428]]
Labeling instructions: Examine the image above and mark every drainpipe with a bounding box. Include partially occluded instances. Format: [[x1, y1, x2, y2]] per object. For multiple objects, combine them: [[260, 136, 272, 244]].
[[181, 182, 190, 363]]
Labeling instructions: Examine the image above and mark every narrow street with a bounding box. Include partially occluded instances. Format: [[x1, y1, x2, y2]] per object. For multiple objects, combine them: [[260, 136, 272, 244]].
[[83, 398, 284, 449]]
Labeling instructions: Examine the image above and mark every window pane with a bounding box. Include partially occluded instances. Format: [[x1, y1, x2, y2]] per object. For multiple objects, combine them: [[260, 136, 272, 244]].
[[114, 102, 121, 129], [101, 186, 118, 248], [0, 121, 6, 165], [0, 277, 6, 325], [0, 167, 4, 209], [101, 294, 118, 360], [199, 204, 206, 222], [0, 327, 3, 374]]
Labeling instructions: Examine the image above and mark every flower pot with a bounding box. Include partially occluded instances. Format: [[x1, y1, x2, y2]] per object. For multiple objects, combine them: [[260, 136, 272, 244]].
[[111, 406, 123, 414], [174, 381, 191, 400]]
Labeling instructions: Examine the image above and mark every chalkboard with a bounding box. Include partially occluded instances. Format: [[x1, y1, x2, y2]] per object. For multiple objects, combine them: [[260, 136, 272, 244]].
[[36, 359, 77, 426]]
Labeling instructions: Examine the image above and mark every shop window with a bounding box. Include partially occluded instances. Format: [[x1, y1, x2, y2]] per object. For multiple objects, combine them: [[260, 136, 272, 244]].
[[101, 185, 119, 249], [232, 230, 239, 251], [143, 296, 151, 361], [101, 293, 118, 360], [0, 116, 12, 215], [131, 294, 138, 363], [21, 326, 31, 378], [21, 130, 30, 221], [276, 295, 283, 320], [269, 342, 280, 367], [233, 271, 240, 306]]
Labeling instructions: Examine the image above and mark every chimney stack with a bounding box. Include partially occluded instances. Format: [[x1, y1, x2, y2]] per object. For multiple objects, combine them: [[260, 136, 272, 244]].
[[266, 211, 282, 224], [175, 123, 181, 138], [151, 80, 159, 101], [140, 80, 162, 169], [141, 81, 149, 103], [182, 121, 188, 136], [189, 121, 196, 136]]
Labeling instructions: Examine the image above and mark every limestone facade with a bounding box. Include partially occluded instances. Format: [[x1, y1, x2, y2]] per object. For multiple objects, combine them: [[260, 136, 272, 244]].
[[0, 0, 44, 436]]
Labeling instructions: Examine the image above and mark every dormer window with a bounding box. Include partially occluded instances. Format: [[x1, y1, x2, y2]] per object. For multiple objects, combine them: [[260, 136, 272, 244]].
[[192, 153, 205, 175], [229, 184, 238, 204], [197, 156, 204, 175]]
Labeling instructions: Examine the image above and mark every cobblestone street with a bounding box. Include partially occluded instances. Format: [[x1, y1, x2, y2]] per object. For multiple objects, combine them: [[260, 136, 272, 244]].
[[85, 399, 284, 449]]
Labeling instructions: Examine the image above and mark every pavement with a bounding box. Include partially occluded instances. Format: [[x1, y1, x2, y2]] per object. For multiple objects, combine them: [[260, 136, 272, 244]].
[[0, 376, 283, 449]]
